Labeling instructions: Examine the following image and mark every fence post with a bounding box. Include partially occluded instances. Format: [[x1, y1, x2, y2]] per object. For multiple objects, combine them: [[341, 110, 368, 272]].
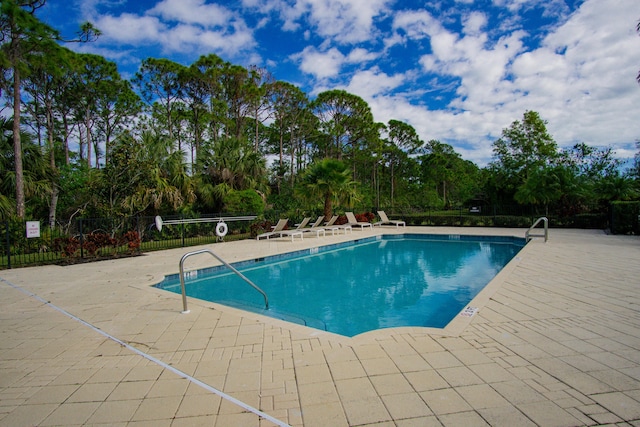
[[181, 215, 185, 247], [79, 218, 84, 259], [4, 221, 10, 269]]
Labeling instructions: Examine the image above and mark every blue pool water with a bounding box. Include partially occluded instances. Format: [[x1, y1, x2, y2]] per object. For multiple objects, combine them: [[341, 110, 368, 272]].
[[155, 234, 525, 337]]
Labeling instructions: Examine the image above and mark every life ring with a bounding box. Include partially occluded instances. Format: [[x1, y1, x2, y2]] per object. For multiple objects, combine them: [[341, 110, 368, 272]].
[[215, 221, 228, 237]]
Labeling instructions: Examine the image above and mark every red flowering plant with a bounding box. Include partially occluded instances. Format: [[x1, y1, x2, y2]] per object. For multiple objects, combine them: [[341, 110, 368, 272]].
[[83, 231, 117, 256], [52, 236, 80, 257], [122, 231, 141, 254], [355, 212, 375, 222]]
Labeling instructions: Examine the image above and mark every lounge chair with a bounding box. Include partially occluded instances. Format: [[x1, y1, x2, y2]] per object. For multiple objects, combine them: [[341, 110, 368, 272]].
[[301, 216, 326, 238], [295, 217, 311, 229], [256, 218, 288, 240], [374, 211, 406, 228], [256, 219, 303, 241], [323, 215, 352, 235], [308, 216, 325, 228], [345, 212, 373, 230]]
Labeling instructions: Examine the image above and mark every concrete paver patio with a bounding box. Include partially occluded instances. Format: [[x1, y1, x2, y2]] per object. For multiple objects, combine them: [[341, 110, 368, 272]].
[[1, 227, 639, 426]]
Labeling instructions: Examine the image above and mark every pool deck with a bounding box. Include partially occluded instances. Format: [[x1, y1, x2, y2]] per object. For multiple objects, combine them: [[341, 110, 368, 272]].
[[1, 226, 639, 426]]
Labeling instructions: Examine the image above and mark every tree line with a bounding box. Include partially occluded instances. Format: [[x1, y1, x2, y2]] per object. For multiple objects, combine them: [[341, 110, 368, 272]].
[[1, 1, 639, 227]]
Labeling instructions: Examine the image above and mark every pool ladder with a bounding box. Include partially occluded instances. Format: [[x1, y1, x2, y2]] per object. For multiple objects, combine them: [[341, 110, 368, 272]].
[[178, 249, 269, 314], [526, 217, 549, 242]]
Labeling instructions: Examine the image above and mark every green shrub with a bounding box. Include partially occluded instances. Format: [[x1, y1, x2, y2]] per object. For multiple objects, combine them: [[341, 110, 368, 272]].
[[223, 190, 265, 215], [492, 215, 531, 227], [401, 214, 426, 226], [611, 201, 640, 235], [553, 213, 606, 229]]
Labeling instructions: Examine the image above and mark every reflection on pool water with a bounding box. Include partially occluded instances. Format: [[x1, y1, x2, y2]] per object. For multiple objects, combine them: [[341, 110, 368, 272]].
[[155, 234, 525, 337]]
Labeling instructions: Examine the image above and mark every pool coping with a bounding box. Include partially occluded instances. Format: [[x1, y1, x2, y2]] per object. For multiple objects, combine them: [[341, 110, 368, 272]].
[[150, 231, 529, 344]]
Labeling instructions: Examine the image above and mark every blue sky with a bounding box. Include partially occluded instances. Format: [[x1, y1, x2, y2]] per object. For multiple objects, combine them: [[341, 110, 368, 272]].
[[38, 0, 640, 166]]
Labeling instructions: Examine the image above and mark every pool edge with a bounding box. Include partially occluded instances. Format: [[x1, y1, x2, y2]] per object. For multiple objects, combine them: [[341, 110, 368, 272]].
[[150, 231, 530, 342]]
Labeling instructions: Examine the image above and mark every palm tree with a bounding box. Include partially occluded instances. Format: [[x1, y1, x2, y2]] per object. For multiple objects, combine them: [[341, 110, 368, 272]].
[[295, 158, 358, 220], [135, 131, 195, 213], [595, 174, 638, 203], [0, 117, 51, 219], [208, 137, 267, 193], [514, 166, 563, 216], [195, 137, 268, 210], [637, 20, 640, 84]]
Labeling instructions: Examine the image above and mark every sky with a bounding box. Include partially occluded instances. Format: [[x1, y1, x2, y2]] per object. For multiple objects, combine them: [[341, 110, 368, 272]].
[[38, 0, 640, 167]]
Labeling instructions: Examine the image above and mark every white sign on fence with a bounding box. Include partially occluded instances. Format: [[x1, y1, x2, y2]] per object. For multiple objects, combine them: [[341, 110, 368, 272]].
[[26, 221, 40, 238]]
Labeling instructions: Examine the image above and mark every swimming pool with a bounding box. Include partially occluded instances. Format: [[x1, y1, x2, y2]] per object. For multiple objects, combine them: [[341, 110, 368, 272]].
[[155, 234, 526, 337]]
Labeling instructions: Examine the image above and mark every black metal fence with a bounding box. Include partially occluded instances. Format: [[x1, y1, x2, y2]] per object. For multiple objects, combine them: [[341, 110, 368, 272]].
[[1, 206, 613, 269], [0, 214, 255, 269]]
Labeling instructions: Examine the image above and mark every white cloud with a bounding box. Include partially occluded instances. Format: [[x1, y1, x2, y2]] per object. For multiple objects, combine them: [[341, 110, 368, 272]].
[[93, 13, 166, 45], [66, 0, 640, 167], [346, 48, 379, 63], [306, 0, 391, 43], [382, 32, 405, 50], [262, 0, 391, 44], [294, 46, 378, 80], [160, 23, 256, 56], [294, 46, 345, 79], [392, 10, 441, 40], [411, 11, 526, 112], [493, 0, 570, 17], [241, 0, 392, 44], [149, 0, 233, 26], [507, 0, 640, 147], [382, 0, 640, 165], [88, 2, 256, 59], [342, 68, 405, 99], [462, 11, 487, 36]]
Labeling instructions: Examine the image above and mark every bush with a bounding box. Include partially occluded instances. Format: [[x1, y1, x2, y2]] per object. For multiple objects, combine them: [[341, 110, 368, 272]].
[[250, 220, 273, 238], [611, 201, 640, 235], [121, 231, 141, 253], [553, 213, 606, 229], [223, 189, 265, 215], [52, 236, 80, 257], [83, 231, 117, 256], [430, 215, 460, 226], [355, 212, 375, 222], [335, 215, 348, 225], [463, 215, 485, 227], [492, 215, 531, 228], [402, 214, 427, 226]]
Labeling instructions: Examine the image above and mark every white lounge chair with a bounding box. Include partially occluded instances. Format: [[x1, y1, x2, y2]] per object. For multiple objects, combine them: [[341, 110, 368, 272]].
[[295, 217, 311, 229], [323, 215, 352, 235], [301, 216, 326, 237], [256, 218, 288, 240], [294, 217, 325, 237], [374, 211, 406, 228], [256, 219, 303, 241], [345, 212, 373, 230], [308, 216, 324, 228]]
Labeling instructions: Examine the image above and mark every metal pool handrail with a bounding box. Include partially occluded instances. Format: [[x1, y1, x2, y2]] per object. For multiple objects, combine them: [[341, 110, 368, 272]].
[[178, 249, 269, 314], [526, 216, 549, 242]]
